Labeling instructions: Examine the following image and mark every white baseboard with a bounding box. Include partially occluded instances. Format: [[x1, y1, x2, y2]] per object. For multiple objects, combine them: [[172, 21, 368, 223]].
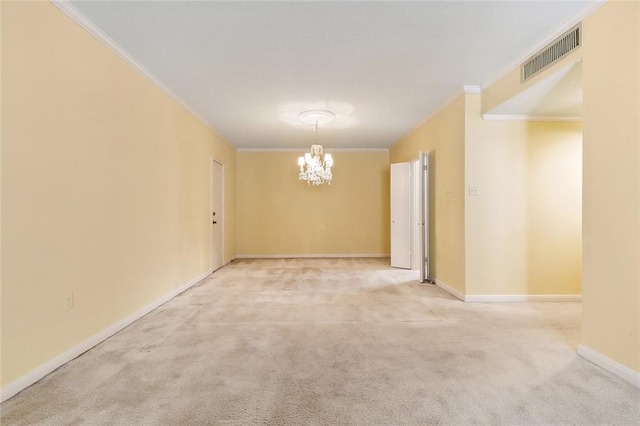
[[431, 283, 582, 304], [0, 269, 213, 403], [464, 294, 582, 302], [236, 254, 390, 259], [577, 345, 640, 388], [434, 279, 465, 301]]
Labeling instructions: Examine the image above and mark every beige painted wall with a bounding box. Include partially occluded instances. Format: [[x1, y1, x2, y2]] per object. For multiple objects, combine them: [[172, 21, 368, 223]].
[[390, 96, 466, 294], [0, 0, 4, 389], [581, 0, 639, 373], [1, 2, 237, 387], [237, 151, 389, 256], [526, 121, 582, 293], [465, 94, 582, 295]]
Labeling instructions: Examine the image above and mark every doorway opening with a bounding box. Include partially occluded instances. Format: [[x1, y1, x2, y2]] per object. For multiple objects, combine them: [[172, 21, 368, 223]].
[[390, 152, 431, 283]]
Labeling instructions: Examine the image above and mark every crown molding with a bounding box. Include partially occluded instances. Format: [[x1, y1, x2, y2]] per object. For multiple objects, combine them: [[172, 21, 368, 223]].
[[329, 148, 389, 152], [236, 254, 389, 259], [481, 1, 605, 91], [237, 148, 307, 153], [463, 85, 482, 94], [237, 148, 389, 153], [482, 114, 583, 122], [49, 0, 228, 143], [393, 89, 465, 148], [393, 82, 484, 148]]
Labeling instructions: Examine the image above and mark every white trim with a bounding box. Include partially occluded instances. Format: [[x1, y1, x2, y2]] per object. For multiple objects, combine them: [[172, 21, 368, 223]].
[[397, 79, 498, 142], [238, 148, 310, 153], [210, 159, 225, 272], [434, 279, 465, 301], [393, 89, 465, 148], [482, 114, 583, 122], [577, 345, 640, 388], [393, 5, 595, 147], [464, 294, 582, 303], [481, 1, 605, 90], [237, 148, 389, 153], [50, 0, 220, 139], [318, 148, 389, 153], [0, 269, 213, 403], [463, 85, 482, 94], [236, 254, 389, 259]]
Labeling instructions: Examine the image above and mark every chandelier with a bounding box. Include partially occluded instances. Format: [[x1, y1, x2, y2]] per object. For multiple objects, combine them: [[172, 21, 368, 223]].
[[297, 110, 334, 186]]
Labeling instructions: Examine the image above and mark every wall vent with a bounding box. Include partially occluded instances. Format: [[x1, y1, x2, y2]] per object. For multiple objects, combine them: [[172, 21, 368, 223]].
[[521, 23, 581, 82]]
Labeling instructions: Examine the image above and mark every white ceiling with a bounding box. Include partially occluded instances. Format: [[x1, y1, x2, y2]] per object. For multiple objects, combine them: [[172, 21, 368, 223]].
[[485, 61, 583, 120], [64, 1, 599, 149]]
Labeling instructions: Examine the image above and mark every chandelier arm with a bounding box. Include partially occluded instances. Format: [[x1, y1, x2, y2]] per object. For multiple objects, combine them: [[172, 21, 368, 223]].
[[297, 113, 334, 186]]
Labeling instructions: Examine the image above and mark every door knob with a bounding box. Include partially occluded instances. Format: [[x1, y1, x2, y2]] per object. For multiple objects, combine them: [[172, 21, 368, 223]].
[[212, 212, 216, 216], [212, 220, 217, 224]]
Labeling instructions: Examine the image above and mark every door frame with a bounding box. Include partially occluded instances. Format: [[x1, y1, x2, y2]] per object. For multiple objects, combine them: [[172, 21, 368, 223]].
[[411, 159, 420, 271], [210, 158, 225, 272], [411, 152, 431, 282], [419, 151, 431, 283]]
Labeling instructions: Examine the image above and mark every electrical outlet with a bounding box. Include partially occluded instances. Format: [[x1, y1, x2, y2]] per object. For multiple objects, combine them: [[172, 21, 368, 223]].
[[64, 293, 74, 312], [468, 186, 479, 197]]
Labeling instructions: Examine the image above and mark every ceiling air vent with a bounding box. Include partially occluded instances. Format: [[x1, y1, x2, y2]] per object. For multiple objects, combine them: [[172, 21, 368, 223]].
[[521, 23, 581, 82]]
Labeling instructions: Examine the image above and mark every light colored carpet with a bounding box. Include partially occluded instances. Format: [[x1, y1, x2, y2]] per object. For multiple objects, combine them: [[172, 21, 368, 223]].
[[2, 258, 638, 425]]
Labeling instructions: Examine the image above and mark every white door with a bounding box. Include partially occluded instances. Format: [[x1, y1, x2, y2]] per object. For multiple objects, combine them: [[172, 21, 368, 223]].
[[410, 153, 430, 281], [419, 151, 430, 283], [411, 159, 421, 270], [391, 162, 411, 269], [211, 160, 224, 272]]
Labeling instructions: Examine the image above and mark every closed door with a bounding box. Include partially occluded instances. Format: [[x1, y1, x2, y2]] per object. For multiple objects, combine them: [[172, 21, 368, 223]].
[[391, 162, 411, 269], [211, 160, 224, 271]]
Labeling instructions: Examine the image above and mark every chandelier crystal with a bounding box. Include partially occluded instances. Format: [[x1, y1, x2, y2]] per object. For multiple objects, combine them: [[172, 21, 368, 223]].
[[297, 110, 334, 186]]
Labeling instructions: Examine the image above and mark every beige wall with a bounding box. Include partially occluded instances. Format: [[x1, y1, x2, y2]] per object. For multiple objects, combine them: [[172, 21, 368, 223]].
[[390, 90, 582, 298], [0, 0, 4, 389], [390, 96, 466, 294], [526, 121, 582, 293], [581, 0, 639, 373], [1, 2, 237, 387], [237, 151, 389, 256], [465, 94, 582, 295]]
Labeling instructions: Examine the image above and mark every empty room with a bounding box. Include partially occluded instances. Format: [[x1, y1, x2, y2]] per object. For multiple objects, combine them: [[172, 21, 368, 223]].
[[1, 1, 639, 424]]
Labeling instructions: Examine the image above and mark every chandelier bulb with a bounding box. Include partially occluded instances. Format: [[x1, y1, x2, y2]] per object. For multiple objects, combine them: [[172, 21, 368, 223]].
[[296, 113, 334, 186]]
